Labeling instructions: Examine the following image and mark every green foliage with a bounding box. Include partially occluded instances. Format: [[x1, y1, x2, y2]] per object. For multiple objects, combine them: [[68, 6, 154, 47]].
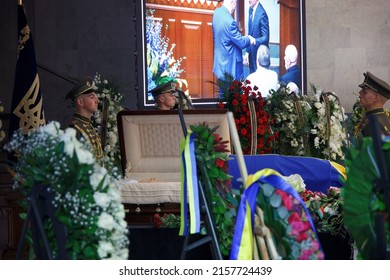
[[190, 122, 237, 257]]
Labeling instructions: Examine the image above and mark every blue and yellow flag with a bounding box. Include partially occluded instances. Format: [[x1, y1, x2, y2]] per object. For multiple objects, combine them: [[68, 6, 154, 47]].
[[9, 4, 45, 138], [179, 132, 201, 236], [230, 169, 321, 260], [228, 154, 346, 193]]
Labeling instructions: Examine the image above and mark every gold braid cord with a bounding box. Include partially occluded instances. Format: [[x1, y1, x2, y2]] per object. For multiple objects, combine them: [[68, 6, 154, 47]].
[[248, 97, 258, 155], [291, 94, 309, 155]]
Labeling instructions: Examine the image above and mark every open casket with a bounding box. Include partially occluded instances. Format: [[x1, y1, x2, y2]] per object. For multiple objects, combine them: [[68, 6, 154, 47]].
[[117, 109, 230, 226]]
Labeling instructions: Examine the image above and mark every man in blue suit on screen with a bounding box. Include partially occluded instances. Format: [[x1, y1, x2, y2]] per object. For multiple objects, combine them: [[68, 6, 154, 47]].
[[213, 0, 255, 81], [245, 0, 270, 74]]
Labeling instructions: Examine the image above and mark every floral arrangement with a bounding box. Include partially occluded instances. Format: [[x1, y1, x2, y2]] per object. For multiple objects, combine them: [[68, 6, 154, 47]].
[[153, 213, 181, 229], [146, 9, 186, 101], [91, 73, 124, 177], [257, 179, 324, 260], [343, 137, 390, 259], [217, 74, 276, 155], [191, 122, 239, 257], [266, 84, 349, 161], [0, 101, 5, 144], [5, 121, 129, 259], [300, 187, 345, 237], [265, 86, 309, 156], [305, 85, 349, 161]]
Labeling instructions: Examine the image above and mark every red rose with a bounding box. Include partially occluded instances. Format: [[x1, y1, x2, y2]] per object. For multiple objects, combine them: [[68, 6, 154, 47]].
[[296, 232, 308, 242]]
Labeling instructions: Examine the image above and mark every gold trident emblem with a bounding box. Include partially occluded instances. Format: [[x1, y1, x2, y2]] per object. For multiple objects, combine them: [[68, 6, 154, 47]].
[[13, 74, 46, 134]]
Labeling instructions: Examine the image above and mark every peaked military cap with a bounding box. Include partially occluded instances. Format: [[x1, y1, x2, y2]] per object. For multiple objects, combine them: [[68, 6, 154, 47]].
[[149, 81, 177, 98], [359, 71, 390, 99], [66, 76, 95, 100]]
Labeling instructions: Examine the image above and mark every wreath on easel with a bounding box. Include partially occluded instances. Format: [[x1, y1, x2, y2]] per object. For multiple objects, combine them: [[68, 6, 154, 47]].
[[343, 137, 390, 259]]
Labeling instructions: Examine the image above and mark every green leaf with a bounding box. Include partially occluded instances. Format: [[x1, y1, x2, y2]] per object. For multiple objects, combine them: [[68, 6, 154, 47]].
[[262, 183, 275, 197], [276, 206, 289, 219]]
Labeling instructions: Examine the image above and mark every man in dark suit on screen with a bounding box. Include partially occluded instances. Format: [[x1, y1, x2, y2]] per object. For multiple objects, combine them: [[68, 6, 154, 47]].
[[213, 0, 255, 81], [280, 44, 301, 90], [244, 0, 270, 74]]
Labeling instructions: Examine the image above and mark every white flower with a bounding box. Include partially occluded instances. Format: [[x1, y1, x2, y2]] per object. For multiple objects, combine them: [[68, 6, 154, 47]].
[[89, 166, 108, 189], [94, 192, 111, 208], [314, 102, 322, 109], [107, 183, 121, 201], [98, 212, 115, 230], [284, 174, 306, 193], [324, 205, 337, 216], [61, 128, 79, 157], [5, 118, 129, 260], [97, 240, 114, 258], [75, 146, 95, 165], [41, 121, 60, 136]]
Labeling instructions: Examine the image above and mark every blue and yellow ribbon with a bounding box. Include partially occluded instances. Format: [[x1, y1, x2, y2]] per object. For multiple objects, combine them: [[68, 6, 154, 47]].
[[179, 132, 200, 236], [230, 168, 318, 260]]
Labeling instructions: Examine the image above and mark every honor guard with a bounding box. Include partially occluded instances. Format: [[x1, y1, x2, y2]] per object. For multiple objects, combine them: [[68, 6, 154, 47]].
[[149, 81, 178, 110], [66, 76, 103, 159], [354, 71, 390, 138]]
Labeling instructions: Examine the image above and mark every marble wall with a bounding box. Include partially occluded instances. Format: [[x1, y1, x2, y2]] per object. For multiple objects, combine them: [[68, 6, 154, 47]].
[[306, 0, 390, 111]]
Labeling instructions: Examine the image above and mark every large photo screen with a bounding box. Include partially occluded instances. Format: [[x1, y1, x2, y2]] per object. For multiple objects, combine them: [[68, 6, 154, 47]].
[[137, 0, 306, 108]]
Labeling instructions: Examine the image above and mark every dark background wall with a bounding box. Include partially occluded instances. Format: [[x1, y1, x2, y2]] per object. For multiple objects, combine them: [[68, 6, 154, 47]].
[[0, 0, 140, 128]]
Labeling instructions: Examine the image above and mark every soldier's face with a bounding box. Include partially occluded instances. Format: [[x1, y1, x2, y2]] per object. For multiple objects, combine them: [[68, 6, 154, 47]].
[[359, 87, 377, 109], [160, 92, 177, 108], [82, 92, 100, 113]]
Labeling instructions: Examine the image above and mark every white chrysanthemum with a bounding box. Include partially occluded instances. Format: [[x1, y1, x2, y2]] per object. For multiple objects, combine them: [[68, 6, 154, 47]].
[[94, 192, 111, 208], [90, 166, 108, 189], [314, 102, 322, 109], [284, 174, 306, 193], [60, 128, 81, 157], [97, 240, 115, 258], [75, 146, 95, 165], [107, 183, 121, 201], [98, 212, 116, 230], [41, 121, 60, 136]]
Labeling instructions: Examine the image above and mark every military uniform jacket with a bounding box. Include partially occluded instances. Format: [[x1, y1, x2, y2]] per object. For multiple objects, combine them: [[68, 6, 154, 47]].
[[70, 113, 103, 159], [354, 108, 390, 137]]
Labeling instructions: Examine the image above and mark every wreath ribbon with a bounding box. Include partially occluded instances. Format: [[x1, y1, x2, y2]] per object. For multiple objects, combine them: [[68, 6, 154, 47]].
[[230, 168, 318, 260], [179, 132, 200, 236]]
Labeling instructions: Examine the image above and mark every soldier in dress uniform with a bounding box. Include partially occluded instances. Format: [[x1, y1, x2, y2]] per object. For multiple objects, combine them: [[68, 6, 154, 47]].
[[149, 80, 194, 110], [65, 76, 103, 159], [354, 71, 390, 138], [149, 81, 178, 110]]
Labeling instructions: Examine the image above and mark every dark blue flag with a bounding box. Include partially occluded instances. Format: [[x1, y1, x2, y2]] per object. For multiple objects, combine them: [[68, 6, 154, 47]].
[[9, 4, 45, 138]]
